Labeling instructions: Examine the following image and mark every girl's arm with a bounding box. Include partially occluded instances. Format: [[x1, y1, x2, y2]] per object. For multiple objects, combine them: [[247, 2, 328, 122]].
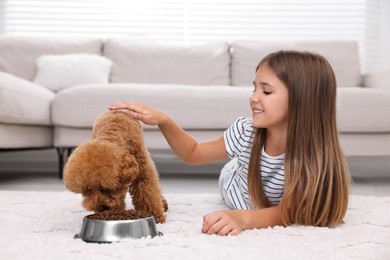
[[109, 102, 229, 164], [202, 204, 284, 236]]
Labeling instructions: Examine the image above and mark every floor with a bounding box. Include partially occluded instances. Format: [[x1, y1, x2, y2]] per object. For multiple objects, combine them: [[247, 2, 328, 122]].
[[1, 167, 390, 197], [0, 149, 389, 196], [0, 171, 218, 193]]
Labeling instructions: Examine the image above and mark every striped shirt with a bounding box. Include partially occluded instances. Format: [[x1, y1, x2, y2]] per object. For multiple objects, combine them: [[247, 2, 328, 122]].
[[222, 117, 285, 209]]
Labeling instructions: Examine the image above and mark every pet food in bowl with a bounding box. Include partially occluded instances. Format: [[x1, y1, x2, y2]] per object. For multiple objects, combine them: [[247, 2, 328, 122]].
[[74, 210, 162, 243]]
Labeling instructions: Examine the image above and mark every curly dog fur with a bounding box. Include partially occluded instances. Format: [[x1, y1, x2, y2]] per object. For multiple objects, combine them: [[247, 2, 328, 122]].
[[63, 110, 167, 223]]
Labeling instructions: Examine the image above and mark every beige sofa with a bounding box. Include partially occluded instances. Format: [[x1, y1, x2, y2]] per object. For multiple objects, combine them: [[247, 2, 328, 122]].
[[1, 36, 389, 177]]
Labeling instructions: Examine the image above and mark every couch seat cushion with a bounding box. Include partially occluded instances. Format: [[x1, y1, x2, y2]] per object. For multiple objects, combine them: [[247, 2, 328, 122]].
[[51, 84, 390, 134], [51, 83, 251, 129], [0, 72, 55, 125], [337, 88, 390, 133]]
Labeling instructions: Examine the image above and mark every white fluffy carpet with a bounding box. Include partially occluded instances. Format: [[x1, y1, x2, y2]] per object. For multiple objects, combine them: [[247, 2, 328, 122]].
[[1, 191, 389, 260]]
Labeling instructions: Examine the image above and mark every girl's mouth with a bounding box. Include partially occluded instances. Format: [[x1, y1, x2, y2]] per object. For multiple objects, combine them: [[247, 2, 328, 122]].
[[252, 109, 264, 115]]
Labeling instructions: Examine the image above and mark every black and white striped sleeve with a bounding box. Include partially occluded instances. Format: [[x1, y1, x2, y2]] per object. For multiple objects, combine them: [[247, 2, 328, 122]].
[[223, 117, 253, 159]]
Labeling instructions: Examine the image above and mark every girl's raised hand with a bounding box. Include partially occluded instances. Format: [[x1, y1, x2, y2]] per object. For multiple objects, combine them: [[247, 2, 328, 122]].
[[108, 102, 168, 126]]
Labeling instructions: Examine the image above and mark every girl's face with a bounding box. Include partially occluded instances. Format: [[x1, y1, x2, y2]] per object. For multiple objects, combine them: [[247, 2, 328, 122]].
[[250, 64, 289, 131]]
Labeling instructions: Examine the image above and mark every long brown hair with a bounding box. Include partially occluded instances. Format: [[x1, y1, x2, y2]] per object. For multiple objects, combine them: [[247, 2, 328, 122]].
[[247, 50, 351, 227]]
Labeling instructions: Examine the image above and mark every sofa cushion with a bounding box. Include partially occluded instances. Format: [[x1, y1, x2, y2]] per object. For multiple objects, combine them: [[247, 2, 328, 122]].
[[34, 53, 113, 92], [0, 36, 103, 81], [51, 83, 250, 129], [0, 72, 55, 125], [337, 88, 390, 132], [363, 67, 390, 90], [231, 41, 362, 88], [103, 39, 230, 85], [51, 83, 390, 134]]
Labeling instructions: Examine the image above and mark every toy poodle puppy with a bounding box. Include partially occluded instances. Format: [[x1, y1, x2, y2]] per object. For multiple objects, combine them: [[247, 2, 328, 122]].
[[63, 110, 168, 223]]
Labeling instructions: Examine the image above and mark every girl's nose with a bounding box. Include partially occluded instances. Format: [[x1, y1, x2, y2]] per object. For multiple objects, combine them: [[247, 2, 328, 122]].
[[250, 93, 260, 103]]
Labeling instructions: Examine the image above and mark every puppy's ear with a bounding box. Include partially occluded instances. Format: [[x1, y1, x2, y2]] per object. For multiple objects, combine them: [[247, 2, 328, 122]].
[[63, 140, 122, 193], [119, 154, 140, 183]]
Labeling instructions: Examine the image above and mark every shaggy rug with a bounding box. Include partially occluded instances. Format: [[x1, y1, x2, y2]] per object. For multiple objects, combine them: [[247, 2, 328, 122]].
[[0, 191, 389, 260]]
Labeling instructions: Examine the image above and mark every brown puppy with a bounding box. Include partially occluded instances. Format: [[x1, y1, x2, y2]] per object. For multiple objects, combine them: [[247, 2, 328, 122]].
[[63, 110, 167, 223]]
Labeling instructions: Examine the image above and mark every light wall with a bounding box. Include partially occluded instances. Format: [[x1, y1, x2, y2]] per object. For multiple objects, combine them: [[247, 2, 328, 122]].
[[0, 2, 389, 69], [0, 1, 4, 34], [379, 0, 390, 68]]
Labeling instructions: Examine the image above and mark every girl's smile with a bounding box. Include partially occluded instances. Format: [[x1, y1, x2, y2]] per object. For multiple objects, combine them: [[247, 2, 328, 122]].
[[250, 64, 289, 131], [251, 108, 264, 116]]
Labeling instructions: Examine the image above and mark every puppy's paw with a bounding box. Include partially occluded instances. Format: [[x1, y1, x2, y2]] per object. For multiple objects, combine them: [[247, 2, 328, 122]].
[[154, 213, 166, 223], [162, 197, 169, 212]]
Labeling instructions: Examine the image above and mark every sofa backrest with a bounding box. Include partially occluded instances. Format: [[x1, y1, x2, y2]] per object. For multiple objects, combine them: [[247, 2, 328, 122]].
[[230, 41, 362, 88], [103, 38, 230, 85], [0, 36, 103, 81]]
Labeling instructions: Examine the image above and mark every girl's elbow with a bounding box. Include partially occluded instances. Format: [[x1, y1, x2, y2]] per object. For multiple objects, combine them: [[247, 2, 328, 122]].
[[183, 157, 201, 165], [175, 154, 195, 165]]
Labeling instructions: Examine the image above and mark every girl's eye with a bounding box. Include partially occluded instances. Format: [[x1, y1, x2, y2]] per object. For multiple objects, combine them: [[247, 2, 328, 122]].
[[263, 91, 272, 95]]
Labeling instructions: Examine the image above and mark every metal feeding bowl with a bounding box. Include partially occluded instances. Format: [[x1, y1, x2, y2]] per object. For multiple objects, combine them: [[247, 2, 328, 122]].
[[74, 213, 162, 243]]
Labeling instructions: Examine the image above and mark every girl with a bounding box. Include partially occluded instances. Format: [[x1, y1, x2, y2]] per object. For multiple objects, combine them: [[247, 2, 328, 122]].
[[109, 50, 351, 236]]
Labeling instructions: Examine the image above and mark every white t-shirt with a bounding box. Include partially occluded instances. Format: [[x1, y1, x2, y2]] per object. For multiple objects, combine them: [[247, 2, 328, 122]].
[[221, 117, 285, 209]]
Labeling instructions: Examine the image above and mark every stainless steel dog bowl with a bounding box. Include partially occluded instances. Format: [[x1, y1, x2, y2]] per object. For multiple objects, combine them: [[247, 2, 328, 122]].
[[74, 215, 162, 243]]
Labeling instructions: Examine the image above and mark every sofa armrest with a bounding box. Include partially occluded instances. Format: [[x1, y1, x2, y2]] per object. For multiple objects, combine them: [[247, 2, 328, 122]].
[[0, 72, 55, 125], [363, 67, 390, 90]]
